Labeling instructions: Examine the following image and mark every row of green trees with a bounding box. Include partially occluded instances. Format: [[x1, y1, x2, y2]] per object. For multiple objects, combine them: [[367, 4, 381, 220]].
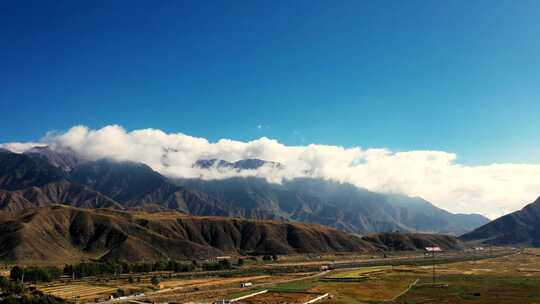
[[10, 266, 62, 283], [62, 260, 197, 278], [7, 261, 197, 282], [7, 255, 278, 282]]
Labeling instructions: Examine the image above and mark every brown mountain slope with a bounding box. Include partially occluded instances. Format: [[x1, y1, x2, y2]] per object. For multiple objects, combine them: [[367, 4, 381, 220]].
[[0, 206, 462, 265], [0, 151, 66, 190], [363, 232, 462, 251], [0, 205, 377, 264], [460, 196, 540, 246], [0, 150, 488, 236], [0, 180, 123, 212]]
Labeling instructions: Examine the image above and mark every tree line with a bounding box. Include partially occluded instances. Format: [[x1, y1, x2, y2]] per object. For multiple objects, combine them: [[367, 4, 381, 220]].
[[62, 260, 198, 278], [10, 266, 62, 283], [8, 261, 196, 282], [8, 255, 278, 282]]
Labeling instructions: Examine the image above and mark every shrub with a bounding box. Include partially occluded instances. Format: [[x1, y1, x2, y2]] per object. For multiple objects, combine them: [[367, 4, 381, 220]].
[[151, 276, 160, 286], [202, 262, 222, 271], [219, 259, 232, 269], [10, 266, 23, 281], [175, 263, 195, 272], [0, 276, 25, 294]]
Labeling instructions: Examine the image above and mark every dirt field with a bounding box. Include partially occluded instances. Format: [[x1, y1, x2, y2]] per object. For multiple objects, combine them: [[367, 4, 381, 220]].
[[144, 274, 307, 303], [238, 291, 323, 304], [37, 283, 118, 301], [271, 252, 421, 268], [159, 275, 270, 290]]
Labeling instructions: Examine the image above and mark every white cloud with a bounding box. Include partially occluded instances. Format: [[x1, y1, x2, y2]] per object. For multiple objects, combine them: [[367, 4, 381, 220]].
[[0, 142, 46, 153], [3, 124, 540, 219]]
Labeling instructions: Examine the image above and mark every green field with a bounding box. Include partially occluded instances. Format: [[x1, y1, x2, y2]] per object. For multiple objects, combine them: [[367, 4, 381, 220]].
[[270, 280, 317, 292], [391, 275, 540, 304], [329, 267, 391, 279]]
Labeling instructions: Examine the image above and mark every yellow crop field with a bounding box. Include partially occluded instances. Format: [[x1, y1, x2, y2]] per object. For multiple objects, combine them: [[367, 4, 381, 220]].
[[38, 283, 117, 300]]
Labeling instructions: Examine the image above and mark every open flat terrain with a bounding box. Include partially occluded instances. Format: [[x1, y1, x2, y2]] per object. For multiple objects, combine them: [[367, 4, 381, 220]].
[[124, 249, 516, 303], [388, 249, 540, 304], [7, 248, 527, 304], [302, 249, 540, 304]]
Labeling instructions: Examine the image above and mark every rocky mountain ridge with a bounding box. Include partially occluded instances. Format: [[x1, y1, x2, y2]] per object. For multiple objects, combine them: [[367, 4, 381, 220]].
[[0, 147, 489, 235], [0, 205, 462, 263]]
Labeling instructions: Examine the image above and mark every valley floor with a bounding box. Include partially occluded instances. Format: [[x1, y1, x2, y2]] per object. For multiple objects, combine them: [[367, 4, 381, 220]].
[[7, 248, 522, 304], [257, 248, 538, 304]]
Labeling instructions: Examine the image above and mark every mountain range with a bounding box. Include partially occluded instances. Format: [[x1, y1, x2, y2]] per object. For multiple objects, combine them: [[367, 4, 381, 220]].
[[0, 146, 488, 236], [0, 205, 461, 264]]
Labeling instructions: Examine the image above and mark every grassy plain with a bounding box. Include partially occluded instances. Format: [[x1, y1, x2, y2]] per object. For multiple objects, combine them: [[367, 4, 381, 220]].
[[388, 249, 540, 304], [230, 249, 540, 304], [309, 249, 540, 304]]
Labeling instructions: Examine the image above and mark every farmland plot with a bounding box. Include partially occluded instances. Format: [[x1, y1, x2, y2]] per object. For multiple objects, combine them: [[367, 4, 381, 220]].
[[38, 283, 117, 301]]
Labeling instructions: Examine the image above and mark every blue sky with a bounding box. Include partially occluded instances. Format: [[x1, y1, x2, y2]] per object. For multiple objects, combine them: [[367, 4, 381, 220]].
[[1, 0, 540, 165]]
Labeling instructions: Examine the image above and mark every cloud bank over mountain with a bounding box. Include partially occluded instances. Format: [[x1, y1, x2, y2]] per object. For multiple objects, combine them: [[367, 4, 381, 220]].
[[2, 124, 540, 219]]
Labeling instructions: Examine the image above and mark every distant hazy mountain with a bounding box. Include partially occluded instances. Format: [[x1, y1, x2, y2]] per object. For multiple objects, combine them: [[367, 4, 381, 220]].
[[460, 196, 540, 246], [179, 176, 489, 235], [0, 148, 489, 235]]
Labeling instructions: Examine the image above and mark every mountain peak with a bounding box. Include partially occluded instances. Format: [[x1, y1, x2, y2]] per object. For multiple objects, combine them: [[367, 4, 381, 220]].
[[0, 153, 488, 236], [23, 145, 82, 172]]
